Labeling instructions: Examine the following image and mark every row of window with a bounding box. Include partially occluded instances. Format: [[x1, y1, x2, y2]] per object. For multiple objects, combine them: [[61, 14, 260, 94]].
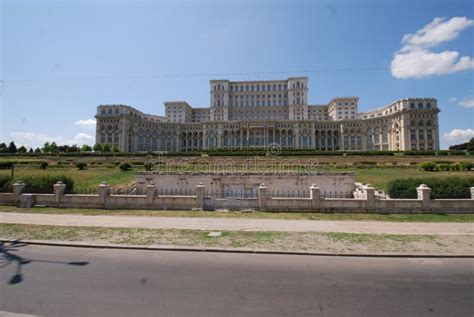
[[410, 102, 432, 109]]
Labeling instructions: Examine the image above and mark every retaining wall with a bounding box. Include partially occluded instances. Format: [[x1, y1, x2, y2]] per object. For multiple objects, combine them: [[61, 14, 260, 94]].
[[1, 181, 473, 214]]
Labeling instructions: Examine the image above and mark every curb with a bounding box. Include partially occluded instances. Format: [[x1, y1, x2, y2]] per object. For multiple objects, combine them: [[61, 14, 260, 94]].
[[2, 239, 473, 258]]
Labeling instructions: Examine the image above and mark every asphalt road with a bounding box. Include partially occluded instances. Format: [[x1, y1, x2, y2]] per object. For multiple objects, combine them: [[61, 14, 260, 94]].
[[0, 244, 472, 317]]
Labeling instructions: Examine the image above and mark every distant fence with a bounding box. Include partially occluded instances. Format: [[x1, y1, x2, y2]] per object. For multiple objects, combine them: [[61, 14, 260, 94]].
[[0, 181, 473, 214]]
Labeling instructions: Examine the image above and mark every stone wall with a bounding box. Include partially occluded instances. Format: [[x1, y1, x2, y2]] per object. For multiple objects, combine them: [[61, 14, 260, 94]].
[[1, 181, 473, 214], [137, 172, 356, 198]]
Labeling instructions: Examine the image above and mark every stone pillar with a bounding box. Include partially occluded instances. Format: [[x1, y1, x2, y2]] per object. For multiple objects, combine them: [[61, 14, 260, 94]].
[[146, 182, 155, 205], [53, 181, 66, 204], [12, 181, 25, 203], [417, 184, 431, 211], [470, 187, 474, 199], [365, 185, 375, 211], [98, 182, 111, 207], [310, 184, 320, 210], [196, 182, 205, 210], [258, 183, 268, 211]]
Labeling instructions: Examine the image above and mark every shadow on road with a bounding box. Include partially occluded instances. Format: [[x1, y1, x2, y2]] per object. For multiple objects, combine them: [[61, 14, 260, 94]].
[[0, 241, 89, 285]]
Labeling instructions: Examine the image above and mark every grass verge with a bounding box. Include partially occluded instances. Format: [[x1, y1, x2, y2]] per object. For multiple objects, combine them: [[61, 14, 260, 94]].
[[1, 223, 472, 255], [1, 206, 473, 222]]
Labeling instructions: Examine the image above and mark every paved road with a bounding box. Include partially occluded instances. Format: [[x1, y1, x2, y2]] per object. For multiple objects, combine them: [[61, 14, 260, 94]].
[[0, 244, 473, 317], [1, 212, 473, 235]]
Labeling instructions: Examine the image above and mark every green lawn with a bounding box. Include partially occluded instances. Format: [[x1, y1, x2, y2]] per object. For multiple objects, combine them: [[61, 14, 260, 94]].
[[1, 159, 472, 192], [0, 167, 136, 189], [1, 206, 473, 222]]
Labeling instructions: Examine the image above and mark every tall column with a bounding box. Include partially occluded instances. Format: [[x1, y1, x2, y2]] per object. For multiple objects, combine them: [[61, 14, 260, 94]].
[[217, 125, 223, 148], [424, 128, 428, 150], [240, 128, 243, 149], [202, 125, 208, 150], [294, 127, 300, 149]]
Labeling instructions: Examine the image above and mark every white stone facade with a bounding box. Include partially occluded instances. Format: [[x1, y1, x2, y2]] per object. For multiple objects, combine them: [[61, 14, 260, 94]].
[[95, 77, 440, 152]]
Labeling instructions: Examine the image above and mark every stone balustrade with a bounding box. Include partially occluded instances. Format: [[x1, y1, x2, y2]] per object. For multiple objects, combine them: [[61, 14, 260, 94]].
[[0, 181, 472, 214]]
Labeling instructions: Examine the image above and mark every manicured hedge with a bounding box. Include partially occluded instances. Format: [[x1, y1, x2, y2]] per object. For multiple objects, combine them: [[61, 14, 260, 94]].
[[419, 161, 473, 171], [0, 162, 14, 169], [21, 175, 74, 194], [387, 176, 474, 199], [0, 175, 12, 192]]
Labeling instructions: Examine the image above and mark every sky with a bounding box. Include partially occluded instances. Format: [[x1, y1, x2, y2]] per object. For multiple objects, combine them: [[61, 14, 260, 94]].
[[1, 0, 473, 149]]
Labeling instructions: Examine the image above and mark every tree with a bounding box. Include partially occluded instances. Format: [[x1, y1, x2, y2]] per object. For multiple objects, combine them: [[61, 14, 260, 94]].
[[17, 146, 27, 153], [28, 148, 34, 153], [93, 143, 102, 152], [42, 142, 51, 153], [449, 138, 474, 151], [469, 138, 474, 152], [112, 145, 120, 152], [8, 141, 17, 153], [34, 148, 42, 153], [49, 142, 58, 153], [102, 144, 111, 152], [0, 143, 7, 153], [81, 144, 92, 152]]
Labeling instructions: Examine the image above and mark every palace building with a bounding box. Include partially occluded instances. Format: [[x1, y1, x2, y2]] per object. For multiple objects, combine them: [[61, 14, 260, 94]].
[[95, 77, 440, 152]]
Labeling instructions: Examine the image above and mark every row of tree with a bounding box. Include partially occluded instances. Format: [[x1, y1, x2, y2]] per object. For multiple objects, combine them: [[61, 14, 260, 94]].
[[0, 142, 119, 154], [449, 138, 474, 151]]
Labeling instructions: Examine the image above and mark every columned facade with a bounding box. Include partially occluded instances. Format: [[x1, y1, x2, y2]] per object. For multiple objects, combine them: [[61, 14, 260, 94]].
[[95, 78, 440, 152]]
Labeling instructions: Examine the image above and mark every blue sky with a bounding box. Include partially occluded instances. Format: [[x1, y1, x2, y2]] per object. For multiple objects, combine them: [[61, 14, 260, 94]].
[[1, 0, 473, 149]]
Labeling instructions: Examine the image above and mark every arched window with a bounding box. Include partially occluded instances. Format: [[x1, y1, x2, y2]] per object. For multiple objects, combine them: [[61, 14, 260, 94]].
[[410, 103, 415, 109], [418, 102, 423, 108], [426, 102, 431, 108]]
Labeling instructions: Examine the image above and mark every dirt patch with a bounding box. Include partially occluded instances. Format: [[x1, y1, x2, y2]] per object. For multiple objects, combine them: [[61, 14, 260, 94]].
[[1, 224, 473, 255]]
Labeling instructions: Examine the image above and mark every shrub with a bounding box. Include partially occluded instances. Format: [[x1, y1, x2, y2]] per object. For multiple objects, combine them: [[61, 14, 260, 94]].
[[0, 175, 13, 192], [419, 161, 437, 171], [75, 162, 88, 170], [12, 175, 74, 194], [144, 161, 154, 171], [0, 162, 14, 169], [459, 161, 473, 171], [387, 176, 474, 199], [437, 163, 452, 171], [39, 161, 49, 170], [119, 162, 132, 171]]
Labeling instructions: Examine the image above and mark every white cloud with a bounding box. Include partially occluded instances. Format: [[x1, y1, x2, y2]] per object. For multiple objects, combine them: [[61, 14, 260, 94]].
[[391, 17, 474, 79], [443, 128, 474, 142], [448, 97, 458, 103], [74, 119, 96, 129], [458, 98, 474, 108], [401, 17, 474, 52], [11, 132, 94, 149]]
